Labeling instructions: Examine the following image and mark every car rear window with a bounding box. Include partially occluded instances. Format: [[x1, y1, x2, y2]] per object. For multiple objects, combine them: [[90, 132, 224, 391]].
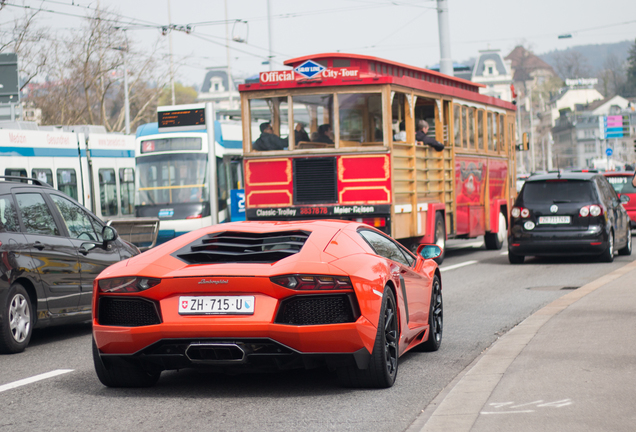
[[522, 180, 595, 204], [606, 176, 636, 194]]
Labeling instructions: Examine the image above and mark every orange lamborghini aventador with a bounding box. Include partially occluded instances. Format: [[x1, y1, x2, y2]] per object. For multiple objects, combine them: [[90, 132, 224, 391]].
[[92, 220, 443, 388]]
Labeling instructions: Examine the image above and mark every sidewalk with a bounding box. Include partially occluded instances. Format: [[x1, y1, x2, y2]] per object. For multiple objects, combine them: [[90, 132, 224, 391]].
[[408, 259, 636, 432]]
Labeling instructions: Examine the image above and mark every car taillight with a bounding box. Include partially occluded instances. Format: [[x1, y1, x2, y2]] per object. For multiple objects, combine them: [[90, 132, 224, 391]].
[[98, 277, 161, 293], [520, 208, 530, 218], [356, 217, 386, 228], [511, 207, 521, 218], [590, 205, 603, 217], [186, 214, 203, 219], [270, 275, 353, 290], [579, 205, 603, 217]]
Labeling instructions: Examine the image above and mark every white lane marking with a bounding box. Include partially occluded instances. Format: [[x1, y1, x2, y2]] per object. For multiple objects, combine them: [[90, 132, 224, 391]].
[[0, 369, 74, 393], [481, 410, 535, 414], [439, 260, 478, 272], [372, 289, 383, 297]]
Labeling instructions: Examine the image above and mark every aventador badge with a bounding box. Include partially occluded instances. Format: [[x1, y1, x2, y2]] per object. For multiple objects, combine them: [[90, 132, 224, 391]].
[[550, 205, 558, 213]]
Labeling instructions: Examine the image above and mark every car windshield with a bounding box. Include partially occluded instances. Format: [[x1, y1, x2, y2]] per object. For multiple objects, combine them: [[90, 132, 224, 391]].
[[522, 180, 595, 204], [606, 175, 636, 194]]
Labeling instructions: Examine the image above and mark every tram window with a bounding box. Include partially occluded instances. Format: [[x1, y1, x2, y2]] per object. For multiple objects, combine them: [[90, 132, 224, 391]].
[[453, 105, 461, 148], [119, 168, 135, 215], [487, 112, 494, 151], [492, 112, 498, 151], [4, 168, 28, 183], [99, 169, 118, 217], [338, 93, 383, 145], [499, 115, 505, 153], [292, 94, 334, 146], [217, 158, 228, 212], [333, 59, 350, 68], [468, 108, 475, 149], [461, 107, 467, 148], [477, 110, 484, 151], [57, 169, 78, 200], [249, 97, 289, 151], [32, 169, 53, 186], [391, 92, 407, 143]]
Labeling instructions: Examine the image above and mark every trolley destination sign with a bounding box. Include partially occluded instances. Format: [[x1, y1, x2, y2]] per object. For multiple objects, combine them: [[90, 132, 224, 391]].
[[259, 66, 361, 84], [248, 204, 390, 219]]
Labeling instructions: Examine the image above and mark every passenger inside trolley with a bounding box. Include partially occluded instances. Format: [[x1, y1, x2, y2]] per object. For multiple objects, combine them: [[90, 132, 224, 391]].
[[315, 124, 334, 144], [416, 120, 444, 151], [253, 122, 288, 151]]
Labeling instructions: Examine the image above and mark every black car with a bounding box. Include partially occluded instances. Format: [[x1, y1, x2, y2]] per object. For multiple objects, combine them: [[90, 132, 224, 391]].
[[508, 172, 631, 264], [0, 176, 139, 353]]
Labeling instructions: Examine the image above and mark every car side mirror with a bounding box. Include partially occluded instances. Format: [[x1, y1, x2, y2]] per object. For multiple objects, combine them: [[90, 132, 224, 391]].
[[416, 244, 442, 260], [102, 225, 118, 243], [620, 194, 630, 204]]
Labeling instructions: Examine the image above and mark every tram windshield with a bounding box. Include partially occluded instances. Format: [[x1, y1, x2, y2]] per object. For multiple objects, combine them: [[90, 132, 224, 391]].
[[137, 153, 207, 206]]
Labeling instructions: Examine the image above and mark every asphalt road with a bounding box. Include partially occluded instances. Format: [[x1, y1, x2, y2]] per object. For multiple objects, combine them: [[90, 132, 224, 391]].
[[1, 240, 633, 432]]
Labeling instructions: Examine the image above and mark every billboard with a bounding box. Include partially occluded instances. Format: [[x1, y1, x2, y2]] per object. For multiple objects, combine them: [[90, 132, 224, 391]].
[[0, 53, 19, 104]]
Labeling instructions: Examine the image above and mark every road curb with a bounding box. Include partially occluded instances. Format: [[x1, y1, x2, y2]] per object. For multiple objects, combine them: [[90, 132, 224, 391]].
[[407, 258, 636, 432]]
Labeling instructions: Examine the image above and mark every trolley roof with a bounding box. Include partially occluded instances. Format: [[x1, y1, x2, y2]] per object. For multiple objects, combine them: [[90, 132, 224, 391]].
[[239, 53, 515, 111]]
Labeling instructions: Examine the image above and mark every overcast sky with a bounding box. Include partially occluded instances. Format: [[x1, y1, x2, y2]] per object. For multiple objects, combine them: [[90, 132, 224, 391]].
[[4, 0, 636, 87]]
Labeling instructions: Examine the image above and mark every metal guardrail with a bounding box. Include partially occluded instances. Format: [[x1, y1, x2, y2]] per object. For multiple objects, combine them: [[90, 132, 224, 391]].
[[106, 217, 160, 251]]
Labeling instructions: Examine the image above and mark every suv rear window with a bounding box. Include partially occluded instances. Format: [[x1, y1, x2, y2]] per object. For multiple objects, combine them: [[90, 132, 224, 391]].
[[522, 180, 595, 204]]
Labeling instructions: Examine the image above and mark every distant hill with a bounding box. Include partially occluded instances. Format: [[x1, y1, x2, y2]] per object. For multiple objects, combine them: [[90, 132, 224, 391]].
[[539, 40, 633, 77]]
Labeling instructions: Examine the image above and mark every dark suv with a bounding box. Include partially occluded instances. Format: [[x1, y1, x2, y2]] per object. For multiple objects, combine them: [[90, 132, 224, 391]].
[[0, 176, 139, 353], [508, 172, 631, 264]]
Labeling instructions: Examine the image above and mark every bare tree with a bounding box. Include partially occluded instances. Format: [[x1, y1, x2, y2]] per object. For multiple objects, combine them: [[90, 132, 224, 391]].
[[597, 53, 627, 97], [554, 51, 590, 80], [20, 6, 168, 131]]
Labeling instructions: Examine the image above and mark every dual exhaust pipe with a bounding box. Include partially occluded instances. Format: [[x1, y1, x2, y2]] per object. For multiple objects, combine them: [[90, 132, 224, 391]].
[[185, 343, 246, 363]]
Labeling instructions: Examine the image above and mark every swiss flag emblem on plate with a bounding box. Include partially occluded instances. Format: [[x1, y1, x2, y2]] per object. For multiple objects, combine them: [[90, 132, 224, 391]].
[[181, 300, 188, 309]]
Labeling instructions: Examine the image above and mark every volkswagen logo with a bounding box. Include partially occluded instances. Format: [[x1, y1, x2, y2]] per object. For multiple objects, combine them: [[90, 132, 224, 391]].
[[550, 205, 558, 213]]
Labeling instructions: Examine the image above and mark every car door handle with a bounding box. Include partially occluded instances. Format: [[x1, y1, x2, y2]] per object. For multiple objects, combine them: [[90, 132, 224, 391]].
[[34, 241, 45, 251]]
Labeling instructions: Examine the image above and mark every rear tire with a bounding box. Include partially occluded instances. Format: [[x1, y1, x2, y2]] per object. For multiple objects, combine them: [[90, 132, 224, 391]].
[[508, 251, 524, 264], [0, 283, 33, 354], [618, 228, 632, 256], [337, 288, 398, 388], [485, 211, 507, 250], [599, 231, 615, 263], [92, 338, 161, 387], [417, 275, 442, 352], [433, 212, 446, 265]]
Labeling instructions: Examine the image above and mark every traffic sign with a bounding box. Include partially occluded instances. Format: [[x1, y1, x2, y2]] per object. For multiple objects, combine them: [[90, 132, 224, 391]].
[[0, 53, 19, 104], [605, 148, 613, 157]]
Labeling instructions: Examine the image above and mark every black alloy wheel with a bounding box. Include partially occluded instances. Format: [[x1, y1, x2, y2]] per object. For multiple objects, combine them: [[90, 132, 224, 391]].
[[618, 228, 632, 256], [337, 287, 398, 388], [0, 283, 33, 354], [418, 275, 443, 352], [600, 230, 615, 263]]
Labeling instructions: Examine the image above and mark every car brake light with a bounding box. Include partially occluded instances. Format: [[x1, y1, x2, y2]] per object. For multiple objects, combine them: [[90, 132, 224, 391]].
[[579, 206, 590, 217], [270, 275, 353, 290], [520, 208, 530, 218], [98, 277, 161, 293]]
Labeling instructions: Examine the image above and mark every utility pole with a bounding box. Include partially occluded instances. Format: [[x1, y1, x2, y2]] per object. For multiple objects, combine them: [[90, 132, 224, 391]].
[[436, 0, 453, 76], [225, 0, 234, 109], [123, 48, 130, 134], [529, 90, 535, 172], [167, 0, 176, 105], [267, 0, 273, 71]]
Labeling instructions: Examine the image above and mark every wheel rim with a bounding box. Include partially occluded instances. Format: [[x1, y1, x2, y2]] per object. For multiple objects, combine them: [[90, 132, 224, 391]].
[[497, 212, 507, 243], [430, 279, 443, 343], [628, 231, 632, 252], [435, 221, 445, 250], [609, 233, 614, 258], [383, 295, 398, 377], [9, 293, 30, 343]]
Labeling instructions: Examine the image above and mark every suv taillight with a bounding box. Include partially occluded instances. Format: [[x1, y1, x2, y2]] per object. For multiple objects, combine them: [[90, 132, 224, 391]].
[[511, 207, 529, 218], [579, 205, 603, 217], [271, 275, 353, 290]]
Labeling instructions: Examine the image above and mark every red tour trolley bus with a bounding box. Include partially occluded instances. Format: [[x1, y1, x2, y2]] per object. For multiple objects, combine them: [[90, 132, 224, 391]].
[[239, 53, 517, 263]]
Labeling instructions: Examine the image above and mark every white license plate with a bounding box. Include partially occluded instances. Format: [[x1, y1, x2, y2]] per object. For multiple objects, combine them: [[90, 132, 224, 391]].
[[538, 216, 571, 224], [179, 296, 255, 315]]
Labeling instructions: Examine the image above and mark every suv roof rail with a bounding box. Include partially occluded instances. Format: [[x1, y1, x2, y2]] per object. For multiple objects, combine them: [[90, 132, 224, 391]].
[[0, 176, 54, 187]]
